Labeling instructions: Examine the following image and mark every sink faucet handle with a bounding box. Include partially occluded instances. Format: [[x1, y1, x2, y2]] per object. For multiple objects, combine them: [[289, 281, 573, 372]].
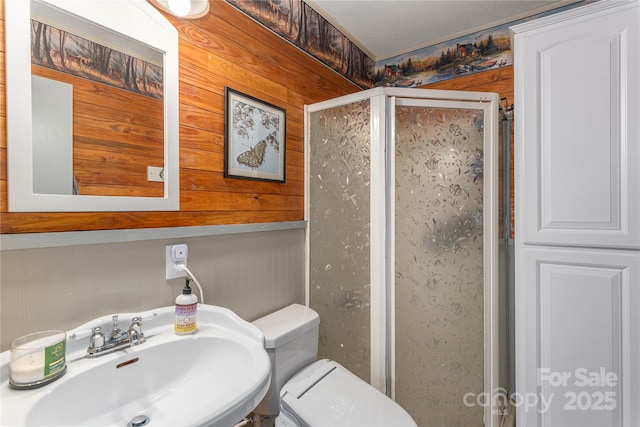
[[138, 311, 158, 322], [109, 315, 123, 340], [128, 316, 145, 346], [89, 327, 106, 349], [69, 328, 93, 341]]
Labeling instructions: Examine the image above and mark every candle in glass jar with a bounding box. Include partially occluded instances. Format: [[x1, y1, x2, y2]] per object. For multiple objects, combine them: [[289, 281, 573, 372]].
[[10, 331, 66, 385], [10, 351, 45, 384]]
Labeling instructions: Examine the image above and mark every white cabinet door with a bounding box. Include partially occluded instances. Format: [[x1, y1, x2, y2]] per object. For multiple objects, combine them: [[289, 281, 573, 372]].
[[513, 0, 640, 249], [516, 246, 639, 426]]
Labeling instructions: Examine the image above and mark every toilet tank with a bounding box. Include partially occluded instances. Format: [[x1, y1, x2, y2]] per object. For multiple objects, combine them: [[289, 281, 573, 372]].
[[252, 304, 320, 417]]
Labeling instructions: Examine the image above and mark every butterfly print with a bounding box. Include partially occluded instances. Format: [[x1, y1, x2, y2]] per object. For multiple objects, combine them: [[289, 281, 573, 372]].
[[237, 140, 267, 169]]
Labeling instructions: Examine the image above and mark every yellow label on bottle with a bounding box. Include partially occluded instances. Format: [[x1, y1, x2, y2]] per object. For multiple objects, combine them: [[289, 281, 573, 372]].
[[175, 303, 197, 333]]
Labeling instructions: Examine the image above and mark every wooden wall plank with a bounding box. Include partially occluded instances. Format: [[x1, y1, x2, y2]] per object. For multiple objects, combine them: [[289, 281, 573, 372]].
[[30, 64, 165, 197]]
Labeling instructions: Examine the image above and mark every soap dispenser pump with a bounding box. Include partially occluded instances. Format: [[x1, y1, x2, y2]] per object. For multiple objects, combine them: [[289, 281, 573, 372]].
[[175, 278, 197, 335]]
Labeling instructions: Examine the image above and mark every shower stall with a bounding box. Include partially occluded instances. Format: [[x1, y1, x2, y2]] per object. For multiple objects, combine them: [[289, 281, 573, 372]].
[[305, 88, 502, 426]]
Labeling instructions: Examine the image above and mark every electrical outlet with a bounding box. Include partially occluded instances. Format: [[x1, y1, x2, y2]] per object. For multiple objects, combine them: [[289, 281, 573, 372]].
[[147, 166, 164, 182], [166, 243, 188, 280]]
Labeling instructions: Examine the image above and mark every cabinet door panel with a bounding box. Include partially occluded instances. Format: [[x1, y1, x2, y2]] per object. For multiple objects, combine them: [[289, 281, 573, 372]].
[[516, 246, 639, 426], [514, 1, 639, 248]]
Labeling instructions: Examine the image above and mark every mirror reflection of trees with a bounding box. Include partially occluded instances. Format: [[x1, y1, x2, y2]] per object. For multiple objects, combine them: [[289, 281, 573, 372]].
[[30, 19, 163, 99]]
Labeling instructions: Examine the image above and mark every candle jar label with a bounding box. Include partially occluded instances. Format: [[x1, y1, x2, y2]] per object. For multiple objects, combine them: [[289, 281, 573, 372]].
[[44, 340, 66, 378]]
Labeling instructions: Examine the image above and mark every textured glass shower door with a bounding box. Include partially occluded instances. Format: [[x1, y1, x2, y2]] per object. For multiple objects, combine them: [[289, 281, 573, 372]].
[[306, 89, 499, 427], [392, 98, 494, 426], [307, 99, 373, 383]]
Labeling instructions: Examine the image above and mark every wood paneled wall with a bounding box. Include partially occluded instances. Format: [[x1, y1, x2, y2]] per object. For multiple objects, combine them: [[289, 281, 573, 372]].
[[421, 66, 515, 238], [33, 65, 165, 198], [0, 1, 360, 234], [1, 1, 517, 236]]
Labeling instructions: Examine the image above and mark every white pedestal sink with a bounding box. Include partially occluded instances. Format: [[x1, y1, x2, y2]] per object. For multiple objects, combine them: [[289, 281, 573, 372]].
[[0, 305, 271, 427]]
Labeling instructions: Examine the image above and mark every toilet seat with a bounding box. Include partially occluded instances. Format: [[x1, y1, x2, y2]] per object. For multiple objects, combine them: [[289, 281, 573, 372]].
[[277, 359, 416, 427]]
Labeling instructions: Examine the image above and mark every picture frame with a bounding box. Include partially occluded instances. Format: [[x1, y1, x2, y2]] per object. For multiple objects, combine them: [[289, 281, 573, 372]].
[[224, 87, 286, 182]]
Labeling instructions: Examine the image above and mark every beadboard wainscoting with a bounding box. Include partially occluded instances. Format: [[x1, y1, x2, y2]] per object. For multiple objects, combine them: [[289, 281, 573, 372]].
[[0, 228, 304, 351]]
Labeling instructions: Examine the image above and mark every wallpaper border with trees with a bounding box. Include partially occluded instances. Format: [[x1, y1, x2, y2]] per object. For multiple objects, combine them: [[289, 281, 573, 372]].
[[225, 0, 375, 89], [225, 0, 588, 89]]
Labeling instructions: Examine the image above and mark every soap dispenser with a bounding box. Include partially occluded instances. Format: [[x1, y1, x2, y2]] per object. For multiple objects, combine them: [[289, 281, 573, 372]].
[[175, 278, 197, 335]]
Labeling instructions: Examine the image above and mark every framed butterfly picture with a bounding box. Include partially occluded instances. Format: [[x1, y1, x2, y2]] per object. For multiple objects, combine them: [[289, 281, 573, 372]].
[[224, 88, 286, 182]]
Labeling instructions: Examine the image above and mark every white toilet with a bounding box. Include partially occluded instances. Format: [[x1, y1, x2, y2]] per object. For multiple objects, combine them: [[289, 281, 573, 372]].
[[252, 304, 416, 427]]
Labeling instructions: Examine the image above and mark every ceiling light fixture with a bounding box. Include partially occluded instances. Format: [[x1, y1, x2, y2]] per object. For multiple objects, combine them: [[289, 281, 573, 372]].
[[149, 0, 210, 19]]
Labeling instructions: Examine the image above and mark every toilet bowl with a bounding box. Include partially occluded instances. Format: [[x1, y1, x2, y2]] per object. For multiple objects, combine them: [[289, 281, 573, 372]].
[[252, 304, 416, 427]]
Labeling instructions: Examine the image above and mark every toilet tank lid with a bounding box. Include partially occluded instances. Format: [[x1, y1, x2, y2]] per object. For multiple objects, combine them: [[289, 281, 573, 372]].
[[252, 304, 320, 348]]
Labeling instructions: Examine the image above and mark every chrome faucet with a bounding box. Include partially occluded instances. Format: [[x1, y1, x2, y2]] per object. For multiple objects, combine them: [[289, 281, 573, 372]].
[[85, 315, 147, 358]]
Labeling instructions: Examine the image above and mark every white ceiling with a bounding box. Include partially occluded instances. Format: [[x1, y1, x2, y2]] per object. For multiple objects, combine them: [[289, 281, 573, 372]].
[[308, 0, 581, 61]]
